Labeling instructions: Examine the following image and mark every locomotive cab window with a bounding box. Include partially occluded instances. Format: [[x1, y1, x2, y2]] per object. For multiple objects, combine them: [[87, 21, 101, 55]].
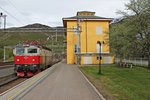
[[16, 48, 25, 55], [28, 48, 37, 53]]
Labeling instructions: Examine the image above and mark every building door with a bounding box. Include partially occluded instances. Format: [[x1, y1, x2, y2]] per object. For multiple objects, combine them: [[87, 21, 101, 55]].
[[84, 57, 92, 64], [104, 56, 112, 64]]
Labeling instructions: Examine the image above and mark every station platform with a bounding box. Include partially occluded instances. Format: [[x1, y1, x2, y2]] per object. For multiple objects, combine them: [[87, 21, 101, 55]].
[[0, 61, 103, 100]]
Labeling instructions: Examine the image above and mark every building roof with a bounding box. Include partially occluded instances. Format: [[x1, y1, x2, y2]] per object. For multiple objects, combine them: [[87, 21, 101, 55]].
[[62, 11, 113, 27], [77, 11, 95, 13], [63, 15, 112, 20], [76, 11, 95, 16], [63, 11, 113, 21]]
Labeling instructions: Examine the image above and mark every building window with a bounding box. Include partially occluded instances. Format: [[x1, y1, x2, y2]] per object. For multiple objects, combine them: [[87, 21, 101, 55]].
[[96, 26, 102, 35], [96, 44, 103, 53]]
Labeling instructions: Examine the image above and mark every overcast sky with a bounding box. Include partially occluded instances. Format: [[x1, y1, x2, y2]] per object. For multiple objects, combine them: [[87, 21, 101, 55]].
[[0, 0, 130, 28]]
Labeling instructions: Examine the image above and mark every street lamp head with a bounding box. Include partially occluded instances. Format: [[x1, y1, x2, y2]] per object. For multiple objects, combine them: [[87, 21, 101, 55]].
[[97, 41, 104, 45], [97, 41, 101, 44], [102, 41, 105, 44], [0, 12, 3, 16]]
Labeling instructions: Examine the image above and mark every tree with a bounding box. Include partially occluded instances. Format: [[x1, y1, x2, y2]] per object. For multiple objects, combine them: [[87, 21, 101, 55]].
[[110, 0, 150, 68], [110, 19, 136, 62]]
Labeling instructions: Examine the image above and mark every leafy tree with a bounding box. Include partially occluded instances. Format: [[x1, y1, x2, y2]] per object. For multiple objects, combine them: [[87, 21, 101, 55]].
[[110, 0, 150, 68], [110, 19, 136, 62]]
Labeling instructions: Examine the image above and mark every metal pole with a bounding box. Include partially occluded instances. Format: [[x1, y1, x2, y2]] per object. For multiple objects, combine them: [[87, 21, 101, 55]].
[[97, 41, 104, 74], [77, 19, 80, 53], [3, 46, 5, 62], [51, 35, 53, 52], [0, 16, 1, 29], [3, 15, 6, 31], [97, 41, 102, 74], [0, 12, 3, 29], [99, 43, 101, 74], [56, 28, 57, 42], [77, 18, 81, 64], [85, 18, 88, 52]]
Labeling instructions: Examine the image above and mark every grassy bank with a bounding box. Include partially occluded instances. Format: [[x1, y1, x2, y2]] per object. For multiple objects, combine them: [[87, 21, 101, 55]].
[[80, 66, 150, 100], [0, 32, 65, 61]]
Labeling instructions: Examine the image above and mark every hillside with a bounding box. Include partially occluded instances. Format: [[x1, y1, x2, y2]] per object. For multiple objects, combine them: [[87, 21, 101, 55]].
[[20, 23, 52, 28], [4, 23, 65, 35], [0, 23, 66, 61]]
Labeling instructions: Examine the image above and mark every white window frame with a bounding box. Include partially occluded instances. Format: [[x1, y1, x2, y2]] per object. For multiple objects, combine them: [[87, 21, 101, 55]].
[[96, 26, 102, 35], [96, 44, 103, 53]]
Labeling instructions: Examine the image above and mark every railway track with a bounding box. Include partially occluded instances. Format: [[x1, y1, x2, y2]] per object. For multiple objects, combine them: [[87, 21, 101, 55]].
[[0, 64, 23, 93], [0, 74, 27, 94], [0, 61, 13, 66], [0, 60, 61, 94], [0, 74, 18, 87], [0, 65, 13, 69], [0, 62, 14, 69]]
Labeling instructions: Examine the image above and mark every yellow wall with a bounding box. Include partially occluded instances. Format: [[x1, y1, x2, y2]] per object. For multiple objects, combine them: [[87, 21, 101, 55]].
[[66, 21, 78, 64], [66, 20, 110, 64]]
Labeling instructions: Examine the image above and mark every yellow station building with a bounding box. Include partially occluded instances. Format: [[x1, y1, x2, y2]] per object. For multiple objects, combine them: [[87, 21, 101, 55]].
[[63, 11, 114, 65]]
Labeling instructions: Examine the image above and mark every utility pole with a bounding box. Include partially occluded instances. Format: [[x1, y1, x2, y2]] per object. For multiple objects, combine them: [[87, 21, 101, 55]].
[[55, 28, 57, 42], [0, 12, 3, 29], [76, 18, 81, 64], [3, 15, 6, 31], [3, 46, 6, 62], [0, 12, 7, 30]]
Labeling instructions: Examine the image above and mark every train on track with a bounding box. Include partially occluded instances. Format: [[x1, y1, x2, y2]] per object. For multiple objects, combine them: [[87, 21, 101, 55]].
[[13, 41, 54, 77]]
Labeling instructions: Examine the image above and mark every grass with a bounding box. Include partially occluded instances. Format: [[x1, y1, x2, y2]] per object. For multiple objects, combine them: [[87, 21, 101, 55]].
[[0, 32, 48, 46], [0, 32, 65, 47], [0, 32, 65, 61], [80, 66, 150, 100]]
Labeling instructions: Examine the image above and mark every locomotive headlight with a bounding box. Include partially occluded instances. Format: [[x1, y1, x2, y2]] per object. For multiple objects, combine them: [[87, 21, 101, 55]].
[[32, 59, 35, 62], [17, 59, 20, 62]]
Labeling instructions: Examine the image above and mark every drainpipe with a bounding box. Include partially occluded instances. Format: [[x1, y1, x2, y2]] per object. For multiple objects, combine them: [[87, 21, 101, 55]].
[[85, 18, 88, 53]]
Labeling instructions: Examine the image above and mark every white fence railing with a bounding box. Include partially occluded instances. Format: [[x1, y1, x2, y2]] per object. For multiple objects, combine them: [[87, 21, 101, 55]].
[[115, 58, 148, 66]]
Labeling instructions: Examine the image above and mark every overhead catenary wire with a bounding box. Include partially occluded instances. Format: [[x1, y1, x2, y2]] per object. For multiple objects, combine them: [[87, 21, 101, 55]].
[[6, 0, 31, 22], [7, 0, 22, 14], [0, 6, 25, 25]]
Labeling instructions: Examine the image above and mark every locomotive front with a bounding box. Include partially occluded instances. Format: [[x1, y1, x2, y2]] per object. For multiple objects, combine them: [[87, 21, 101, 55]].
[[14, 44, 41, 77]]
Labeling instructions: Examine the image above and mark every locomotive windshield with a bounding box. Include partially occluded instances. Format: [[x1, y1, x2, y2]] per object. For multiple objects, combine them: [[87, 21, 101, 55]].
[[27, 48, 37, 54], [16, 48, 25, 55]]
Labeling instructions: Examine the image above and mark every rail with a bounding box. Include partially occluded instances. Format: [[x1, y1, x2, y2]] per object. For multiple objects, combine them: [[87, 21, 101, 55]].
[[0, 74, 19, 87], [0, 61, 13, 66]]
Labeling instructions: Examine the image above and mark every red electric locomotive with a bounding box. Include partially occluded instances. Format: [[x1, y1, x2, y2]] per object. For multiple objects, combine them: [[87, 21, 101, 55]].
[[13, 41, 52, 77]]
